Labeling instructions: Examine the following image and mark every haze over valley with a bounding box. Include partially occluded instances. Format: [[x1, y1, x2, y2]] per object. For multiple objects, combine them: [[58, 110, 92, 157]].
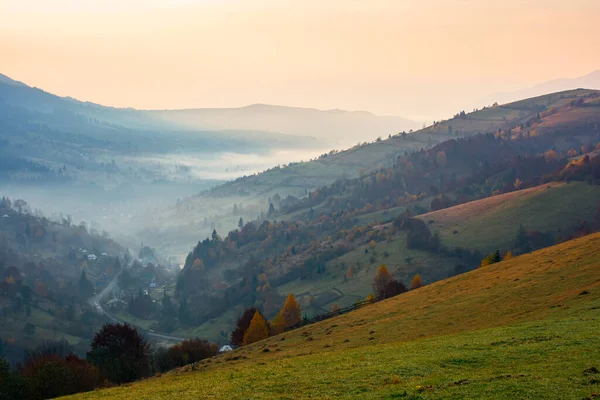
[[1, 1, 600, 399]]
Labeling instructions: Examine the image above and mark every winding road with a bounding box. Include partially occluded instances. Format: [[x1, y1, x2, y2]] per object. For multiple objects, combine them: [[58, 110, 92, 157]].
[[90, 270, 185, 342]]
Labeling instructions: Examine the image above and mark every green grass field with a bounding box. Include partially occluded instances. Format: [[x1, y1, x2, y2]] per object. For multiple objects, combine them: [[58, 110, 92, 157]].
[[420, 181, 600, 253], [66, 233, 600, 399]]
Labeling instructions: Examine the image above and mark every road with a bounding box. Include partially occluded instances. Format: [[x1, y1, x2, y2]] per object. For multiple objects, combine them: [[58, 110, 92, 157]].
[[89, 270, 185, 342]]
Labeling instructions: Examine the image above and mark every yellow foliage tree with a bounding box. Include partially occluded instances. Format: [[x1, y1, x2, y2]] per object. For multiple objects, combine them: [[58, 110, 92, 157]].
[[269, 312, 285, 335], [504, 251, 513, 261], [243, 311, 269, 345], [280, 293, 302, 329], [514, 178, 523, 189], [365, 293, 375, 302], [369, 240, 376, 249], [5, 275, 15, 285], [410, 274, 423, 290]]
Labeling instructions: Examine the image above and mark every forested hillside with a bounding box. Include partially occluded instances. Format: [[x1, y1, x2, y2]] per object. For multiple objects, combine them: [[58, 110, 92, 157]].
[[0, 197, 127, 363], [116, 89, 600, 343]]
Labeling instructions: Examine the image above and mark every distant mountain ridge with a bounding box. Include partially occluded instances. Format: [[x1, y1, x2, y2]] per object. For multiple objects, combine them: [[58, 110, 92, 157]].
[[0, 72, 420, 146], [483, 69, 600, 106]]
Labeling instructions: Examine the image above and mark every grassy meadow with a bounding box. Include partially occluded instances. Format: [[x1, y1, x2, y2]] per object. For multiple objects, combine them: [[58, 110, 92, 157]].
[[65, 233, 600, 399]]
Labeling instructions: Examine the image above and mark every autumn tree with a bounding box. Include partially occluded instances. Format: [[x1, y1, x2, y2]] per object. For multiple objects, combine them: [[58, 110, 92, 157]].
[[330, 303, 340, 313], [269, 312, 285, 335], [279, 293, 302, 329], [504, 251, 513, 261], [230, 307, 259, 346], [87, 323, 150, 384], [436, 150, 448, 167], [479, 251, 502, 268], [345, 266, 354, 281], [243, 311, 269, 345], [410, 274, 423, 290], [373, 265, 393, 299], [365, 293, 375, 302]]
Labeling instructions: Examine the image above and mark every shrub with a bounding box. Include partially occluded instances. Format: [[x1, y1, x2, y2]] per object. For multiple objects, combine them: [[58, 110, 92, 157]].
[[19, 354, 99, 399]]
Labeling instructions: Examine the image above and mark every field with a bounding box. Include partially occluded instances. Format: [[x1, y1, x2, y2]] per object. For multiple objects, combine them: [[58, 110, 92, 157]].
[[420, 181, 600, 253], [66, 233, 600, 399]]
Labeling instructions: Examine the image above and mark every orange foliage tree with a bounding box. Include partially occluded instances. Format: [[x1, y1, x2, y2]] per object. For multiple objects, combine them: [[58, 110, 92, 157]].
[[280, 293, 302, 329], [243, 311, 269, 345], [372, 265, 393, 299], [410, 274, 423, 290], [504, 251, 513, 261], [330, 303, 340, 313], [365, 293, 375, 302]]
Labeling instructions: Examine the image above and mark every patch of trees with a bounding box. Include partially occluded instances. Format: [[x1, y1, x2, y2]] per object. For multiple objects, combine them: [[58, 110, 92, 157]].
[[0, 323, 219, 399]]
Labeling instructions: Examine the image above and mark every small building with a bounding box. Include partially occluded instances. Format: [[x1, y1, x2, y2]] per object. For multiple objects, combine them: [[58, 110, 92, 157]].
[[219, 345, 233, 353], [87, 254, 98, 261]]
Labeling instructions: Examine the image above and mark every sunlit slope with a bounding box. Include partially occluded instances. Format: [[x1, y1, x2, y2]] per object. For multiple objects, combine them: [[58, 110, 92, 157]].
[[67, 233, 600, 399], [418, 181, 600, 253]]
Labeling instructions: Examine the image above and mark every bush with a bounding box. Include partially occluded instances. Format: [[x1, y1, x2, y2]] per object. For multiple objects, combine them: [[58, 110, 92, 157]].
[[19, 354, 99, 399]]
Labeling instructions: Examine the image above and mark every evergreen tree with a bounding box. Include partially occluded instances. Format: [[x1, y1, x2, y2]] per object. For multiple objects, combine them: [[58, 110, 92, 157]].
[[78, 270, 94, 300], [238, 217, 244, 229]]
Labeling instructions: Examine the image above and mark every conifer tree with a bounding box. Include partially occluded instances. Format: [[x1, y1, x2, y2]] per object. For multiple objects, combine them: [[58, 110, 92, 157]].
[[243, 311, 269, 345]]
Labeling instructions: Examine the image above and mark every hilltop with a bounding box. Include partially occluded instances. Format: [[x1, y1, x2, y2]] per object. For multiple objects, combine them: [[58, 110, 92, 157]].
[[66, 233, 600, 399]]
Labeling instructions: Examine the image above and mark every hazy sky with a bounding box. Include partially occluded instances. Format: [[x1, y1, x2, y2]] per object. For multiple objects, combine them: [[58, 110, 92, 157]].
[[1, 0, 599, 119]]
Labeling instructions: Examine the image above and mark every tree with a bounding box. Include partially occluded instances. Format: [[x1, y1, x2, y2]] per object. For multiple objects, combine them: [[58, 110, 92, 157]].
[[87, 323, 150, 384], [330, 304, 340, 313], [23, 323, 36, 337], [211, 229, 219, 241], [280, 294, 302, 329], [230, 307, 259, 346], [268, 202, 276, 216], [238, 217, 244, 229], [365, 293, 375, 302], [373, 265, 393, 299], [479, 251, 502, 268], [410, 274, 423, 290], [345, 266, 354, 281], [384, 280, 408, 298], [78, 270, 94, 301], [243, 311, 269, 345], [436, 150, 448, 167], [269, 312, 285, 335], [504, 251, 513, 261]]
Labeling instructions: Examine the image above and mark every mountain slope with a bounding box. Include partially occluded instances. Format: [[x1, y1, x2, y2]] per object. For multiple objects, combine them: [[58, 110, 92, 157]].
[[67, 233, 600, 400]]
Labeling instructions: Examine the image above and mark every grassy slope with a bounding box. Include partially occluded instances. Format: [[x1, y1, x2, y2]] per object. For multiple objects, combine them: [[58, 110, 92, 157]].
[[67, 233, 600, 399], [419, 181, 600, 253], [275, 181, 600, 313]]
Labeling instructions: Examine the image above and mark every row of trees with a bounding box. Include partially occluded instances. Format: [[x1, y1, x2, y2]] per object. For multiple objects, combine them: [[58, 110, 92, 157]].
[[0, 323, 218, 400]]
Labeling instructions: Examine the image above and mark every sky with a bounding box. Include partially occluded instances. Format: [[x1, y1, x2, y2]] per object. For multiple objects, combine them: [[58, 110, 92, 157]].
[[1, 0, 599, 120]]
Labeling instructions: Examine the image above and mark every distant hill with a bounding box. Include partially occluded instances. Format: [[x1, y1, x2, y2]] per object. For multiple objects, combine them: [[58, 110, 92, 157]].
[[65, 233, 600, 399], [483, 69, 600, 106], [149, 103, 421, 147]]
